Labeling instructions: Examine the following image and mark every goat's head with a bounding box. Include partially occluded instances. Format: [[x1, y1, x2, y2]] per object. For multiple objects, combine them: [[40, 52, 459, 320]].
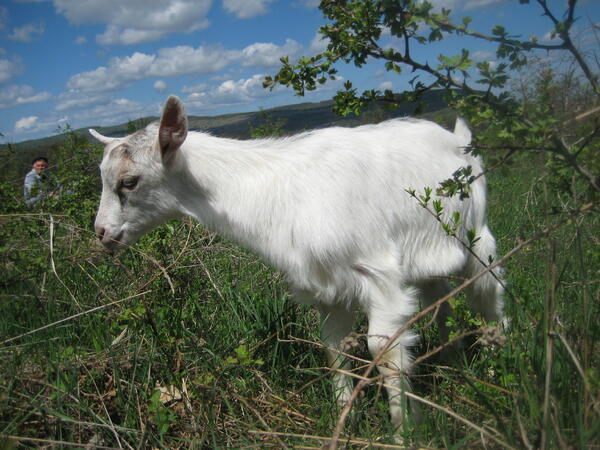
[[91, 96, 188, 250]]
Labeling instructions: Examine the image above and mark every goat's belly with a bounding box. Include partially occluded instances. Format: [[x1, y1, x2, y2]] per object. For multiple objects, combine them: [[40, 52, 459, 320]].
[[400, 244, 467, 282], [284, 259, 370, 307]]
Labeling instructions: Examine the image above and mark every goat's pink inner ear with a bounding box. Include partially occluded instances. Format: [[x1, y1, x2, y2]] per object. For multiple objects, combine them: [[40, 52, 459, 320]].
[[159, 96, 188, 159]]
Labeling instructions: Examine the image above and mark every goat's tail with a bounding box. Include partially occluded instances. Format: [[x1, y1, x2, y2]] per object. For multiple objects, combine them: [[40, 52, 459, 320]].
[[453, 117, 472, 150], [458, 122, 505, 325], [462, 225, 505, 324], [451, 116, 506, 325]]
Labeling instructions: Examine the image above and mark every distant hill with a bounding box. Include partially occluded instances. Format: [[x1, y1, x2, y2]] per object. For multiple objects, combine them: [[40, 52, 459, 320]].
[[1, 89, 455, 182]]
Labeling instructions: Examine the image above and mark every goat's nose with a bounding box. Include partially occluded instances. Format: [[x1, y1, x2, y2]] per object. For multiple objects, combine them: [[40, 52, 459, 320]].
[[95, 226, 106, 241]]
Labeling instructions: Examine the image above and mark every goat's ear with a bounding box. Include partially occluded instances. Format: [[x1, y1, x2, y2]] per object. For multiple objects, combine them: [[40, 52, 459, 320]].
[[159, 95, 188, 162], [89, 129, 118, 145]]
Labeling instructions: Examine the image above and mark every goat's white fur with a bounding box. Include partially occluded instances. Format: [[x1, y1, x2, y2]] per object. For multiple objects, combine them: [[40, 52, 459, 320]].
[[91, 95, 504, 434]]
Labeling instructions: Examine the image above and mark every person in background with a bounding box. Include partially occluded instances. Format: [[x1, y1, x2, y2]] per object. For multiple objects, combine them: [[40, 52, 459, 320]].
[[24, 156, 55, 206]]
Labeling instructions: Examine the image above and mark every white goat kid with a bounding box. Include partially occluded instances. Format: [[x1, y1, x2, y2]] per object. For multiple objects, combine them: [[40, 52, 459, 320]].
[[91, 95, 504, 434]]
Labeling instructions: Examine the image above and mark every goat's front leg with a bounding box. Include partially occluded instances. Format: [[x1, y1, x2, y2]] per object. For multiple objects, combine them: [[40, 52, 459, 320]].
[[318, 303, 355, 406]]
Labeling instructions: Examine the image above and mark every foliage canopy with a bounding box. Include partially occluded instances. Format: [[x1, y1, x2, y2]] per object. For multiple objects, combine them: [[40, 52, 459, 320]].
[[266, 0, 599, 197]]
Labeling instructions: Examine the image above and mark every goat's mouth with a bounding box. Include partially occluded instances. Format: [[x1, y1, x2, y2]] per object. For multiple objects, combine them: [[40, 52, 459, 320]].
[[101, 230, 126, 251]]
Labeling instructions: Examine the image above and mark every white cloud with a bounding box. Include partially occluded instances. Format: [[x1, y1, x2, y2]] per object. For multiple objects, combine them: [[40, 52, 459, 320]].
[[154, 80, 167, 92], [309, 33, 329, 54], [184, 74, 272, 108], [0, 85, 51, 108], [153, 45, 234, 76], [67, 46, 231, 92], [0, 56, 24, 83], [55, 91, 111, 112], [55, 91, 161, 126], [185, 72, 342, 111], [74, 35, 87, 45], [54, 92, 154, 126], [240, 39, 302, 67], [223, 0, 275, 19], [426, 0, 506, 11], [66, 40, 301, 93], [379, 81, 393, 91], [210, 72, 238, 82], [0, 7, 8, 31], [17, 90, 51, 105], [464, 0, 506, 10], [9, 23, 45, 42], [471, 50, 498, 70], [80, 97, 153, 126], [96, 25, 167, 46], [472, 50, 495, 61], [182, 82, 209, 94], [15, 116, 38, 131], [12, 114, 71, 138], [295, 0, 320, 8], [215, 75, 269, 102], [53, 0, 212, 45], [541, 30, 562, 43], [53, 0, 112, 23], [424, 0, 459, 11]]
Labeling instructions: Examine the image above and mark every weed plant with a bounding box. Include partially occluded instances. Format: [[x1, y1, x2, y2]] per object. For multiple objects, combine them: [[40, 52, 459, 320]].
[[0, 125, 598, 448]]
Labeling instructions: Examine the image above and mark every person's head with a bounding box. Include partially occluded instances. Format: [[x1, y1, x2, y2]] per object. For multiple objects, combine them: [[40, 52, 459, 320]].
[[31, 157, 48, 174]]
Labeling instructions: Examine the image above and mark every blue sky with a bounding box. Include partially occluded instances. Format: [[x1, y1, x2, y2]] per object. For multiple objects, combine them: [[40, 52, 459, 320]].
[[1, 0, 598, 143]]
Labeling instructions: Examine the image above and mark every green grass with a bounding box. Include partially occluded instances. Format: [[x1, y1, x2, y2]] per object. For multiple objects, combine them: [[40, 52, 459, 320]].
[[0, 139, 598, 448]]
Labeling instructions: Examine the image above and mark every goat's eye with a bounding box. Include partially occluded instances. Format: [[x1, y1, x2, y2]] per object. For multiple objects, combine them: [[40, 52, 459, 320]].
[[120, 177, 139, 189]]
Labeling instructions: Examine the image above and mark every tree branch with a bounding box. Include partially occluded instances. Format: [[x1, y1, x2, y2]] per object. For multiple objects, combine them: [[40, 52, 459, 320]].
[[536, 0, 600, 93]]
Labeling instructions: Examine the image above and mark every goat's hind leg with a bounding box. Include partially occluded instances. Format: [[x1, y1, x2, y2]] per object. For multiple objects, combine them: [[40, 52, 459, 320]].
[[366, 285, 419, 435], [418, 279, 464, 358], [463, 226, 506, 326], [417, 279, 455, 343]]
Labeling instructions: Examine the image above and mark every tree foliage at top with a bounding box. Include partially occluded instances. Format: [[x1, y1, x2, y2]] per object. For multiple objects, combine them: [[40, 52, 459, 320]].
[[266, 0, 599, 198]]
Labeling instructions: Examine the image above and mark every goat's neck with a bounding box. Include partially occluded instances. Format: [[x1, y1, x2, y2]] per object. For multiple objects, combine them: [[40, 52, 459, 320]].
[[175, 133, 285, 248]]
